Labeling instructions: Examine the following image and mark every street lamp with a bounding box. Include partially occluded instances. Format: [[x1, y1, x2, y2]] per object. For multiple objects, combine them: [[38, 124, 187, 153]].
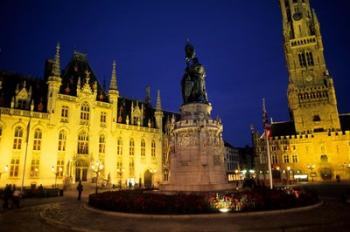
[[91, 161, 104, 194], [51, 165, 63, 188], [307, 164, 316, 182], [287, 166, 291, 184], [116, 168, 124, 189]]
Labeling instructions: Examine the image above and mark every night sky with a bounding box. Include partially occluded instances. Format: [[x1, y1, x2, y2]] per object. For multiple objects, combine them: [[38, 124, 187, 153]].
[[1, 0, 350, 147]]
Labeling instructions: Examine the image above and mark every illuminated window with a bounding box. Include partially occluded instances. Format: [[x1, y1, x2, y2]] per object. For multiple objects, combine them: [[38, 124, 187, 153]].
[[99, 135, 106, 153], [61, 106, 69, 121], [58, 130, 67, 151], [33, 128, 42, 151], [272, 155, 278, 164], [13, 126, 23, 150], [298, 53, 307, 67], [80, 102, 90, 123], [9, 158, 20, 177], [100, 112, 107, 123], [283, 155, 289, 163], [151, 140, 156, 158], [77, 131, 89, 154], [30, 159, 40, 177], [17, 99, 26, 109], [129, 138, 134, 156], [129, 158, 134, 177], [117, 137, 123, 156], [306, 52, 314, 66], [292, 155, 298, 163], [141, 139, 145, 157], [57, 159, 64, 178]]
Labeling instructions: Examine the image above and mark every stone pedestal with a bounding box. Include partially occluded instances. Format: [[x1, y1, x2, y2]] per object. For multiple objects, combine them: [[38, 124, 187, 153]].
[[160, 103, 234, 192]]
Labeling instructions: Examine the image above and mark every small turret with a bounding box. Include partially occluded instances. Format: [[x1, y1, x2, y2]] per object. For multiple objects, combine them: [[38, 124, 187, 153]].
[[47, 43, 62, 113], [109, 60, 119, 123], [155, 89, 163, 130]]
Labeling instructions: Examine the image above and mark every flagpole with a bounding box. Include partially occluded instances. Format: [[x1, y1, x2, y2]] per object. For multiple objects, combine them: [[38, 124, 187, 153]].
[[265, 132, 273, 189], [21, 114, 31, 193], [262, 98, 273, 190]]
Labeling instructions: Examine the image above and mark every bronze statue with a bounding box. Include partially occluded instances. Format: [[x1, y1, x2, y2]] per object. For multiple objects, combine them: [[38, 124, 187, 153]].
[[181, 41, 209, 105]]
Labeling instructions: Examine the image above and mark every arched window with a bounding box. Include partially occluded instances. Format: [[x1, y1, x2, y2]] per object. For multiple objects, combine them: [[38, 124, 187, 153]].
[[141, 139, 145, 156], [117, 137, 123, 156], [13, 126, 23, 149], [129, 138, 134, 156], [9, 158, 20, 177], [80, 102, 90, 123], [99, 135, 106, 153], [78, 131, 89, 154], [33, 128, 42, 150], [129, 158, 134, 177], [58, 130, 67, 151], [151, 140, 156, 158]]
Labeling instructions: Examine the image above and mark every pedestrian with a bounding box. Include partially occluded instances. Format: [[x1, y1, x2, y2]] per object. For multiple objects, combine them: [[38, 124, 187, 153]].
[[12, 187, 21, 208], [77, 181, 83, 200], [3, 184, 10, 209]]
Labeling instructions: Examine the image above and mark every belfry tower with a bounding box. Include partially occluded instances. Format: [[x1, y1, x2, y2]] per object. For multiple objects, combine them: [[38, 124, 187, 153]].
[[279, 0, 340, 134]]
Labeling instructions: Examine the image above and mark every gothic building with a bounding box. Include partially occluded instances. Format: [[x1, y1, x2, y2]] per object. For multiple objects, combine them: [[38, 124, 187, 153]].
[[254, 0, 350, 182], [0, 44, 178, 188]]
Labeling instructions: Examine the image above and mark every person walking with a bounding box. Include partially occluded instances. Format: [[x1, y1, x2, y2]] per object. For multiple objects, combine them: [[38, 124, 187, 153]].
[[77, 181, 83, 200], [12, 187, 21, 208], [3, 184, 10, 209]]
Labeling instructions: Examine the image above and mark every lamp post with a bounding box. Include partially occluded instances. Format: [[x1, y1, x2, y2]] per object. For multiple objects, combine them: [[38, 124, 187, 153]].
[[51, 165, 63, 188], [307, 164, 315, 182], [116, 168, 124, 189], [91, 161, 104, 194], [287, 166, 291, 185]]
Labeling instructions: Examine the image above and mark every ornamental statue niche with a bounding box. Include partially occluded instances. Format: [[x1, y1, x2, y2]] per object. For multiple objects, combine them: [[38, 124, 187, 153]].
[[181, 41, 209, 105]]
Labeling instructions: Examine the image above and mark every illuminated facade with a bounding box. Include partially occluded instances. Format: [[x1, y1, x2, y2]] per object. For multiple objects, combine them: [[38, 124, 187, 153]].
[[254, 0, 350, 182], [0, 46, 173, 188]]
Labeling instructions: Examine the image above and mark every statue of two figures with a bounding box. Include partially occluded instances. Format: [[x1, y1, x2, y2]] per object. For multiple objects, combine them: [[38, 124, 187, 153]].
[[181, 42, 209, 105]]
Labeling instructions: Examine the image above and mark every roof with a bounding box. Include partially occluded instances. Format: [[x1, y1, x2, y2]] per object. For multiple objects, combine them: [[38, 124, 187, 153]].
[[271, 121, 296, 137], [0, 71, 47, 112], [340, 114, 350, 131], [56, 52, 109, 102]]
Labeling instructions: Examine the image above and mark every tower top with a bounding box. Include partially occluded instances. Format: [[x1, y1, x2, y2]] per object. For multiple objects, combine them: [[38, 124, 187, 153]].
[[156, 89, 162, 111], [109, 60, 118, 91], [52, 43, 61, 77]]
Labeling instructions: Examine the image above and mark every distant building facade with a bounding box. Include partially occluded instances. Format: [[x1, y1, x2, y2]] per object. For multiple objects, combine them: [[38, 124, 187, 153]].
[[253, 0, 350, 183], [0, 46, 178, 188]]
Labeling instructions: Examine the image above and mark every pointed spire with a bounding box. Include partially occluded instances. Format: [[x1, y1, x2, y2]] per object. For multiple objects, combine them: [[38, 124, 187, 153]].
[[109, 60, 118, 91], [145, 85, 151, 105], [156, 89, 162, 111], [52, 43, 61, 77]]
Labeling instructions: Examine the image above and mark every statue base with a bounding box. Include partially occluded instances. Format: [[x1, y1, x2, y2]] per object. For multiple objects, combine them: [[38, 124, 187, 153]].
[[160, 103, 234, 192]]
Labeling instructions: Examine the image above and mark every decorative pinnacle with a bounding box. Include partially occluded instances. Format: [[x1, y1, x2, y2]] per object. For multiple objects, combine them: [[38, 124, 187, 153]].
[[109, 60, 118, 91], [156, 89, 162, 111], [52, 43, 61, 77]]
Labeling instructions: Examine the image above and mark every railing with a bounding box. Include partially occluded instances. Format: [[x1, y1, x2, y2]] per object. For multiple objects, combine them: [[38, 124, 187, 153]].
[[290, 36, 317, 47], [0, 107, 49, 119]]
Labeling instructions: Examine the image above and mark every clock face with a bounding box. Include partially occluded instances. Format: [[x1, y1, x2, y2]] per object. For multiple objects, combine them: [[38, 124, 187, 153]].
[[306, 75, 313, 82], [293, 12, 302, 21]]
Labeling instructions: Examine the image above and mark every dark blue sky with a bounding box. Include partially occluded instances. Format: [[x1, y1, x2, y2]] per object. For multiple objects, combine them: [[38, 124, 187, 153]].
[[1, 0, 350, 147]]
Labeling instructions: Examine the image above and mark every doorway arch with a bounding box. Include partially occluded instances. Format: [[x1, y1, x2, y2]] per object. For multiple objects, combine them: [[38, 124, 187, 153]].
[[75, 159, 89, 182]]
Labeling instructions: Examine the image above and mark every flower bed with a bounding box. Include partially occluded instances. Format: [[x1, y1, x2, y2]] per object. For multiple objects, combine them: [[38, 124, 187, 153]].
[[88, 187, 318, 214]]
